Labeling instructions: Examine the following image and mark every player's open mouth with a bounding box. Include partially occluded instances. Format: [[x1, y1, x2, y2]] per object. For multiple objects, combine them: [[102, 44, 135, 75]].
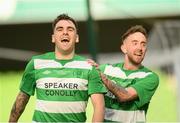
[[134, 53, 142, 56], [61, 38, 70, 42]]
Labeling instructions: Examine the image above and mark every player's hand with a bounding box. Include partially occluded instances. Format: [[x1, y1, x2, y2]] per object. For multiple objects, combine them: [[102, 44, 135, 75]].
[[87, 59, 99, 68]]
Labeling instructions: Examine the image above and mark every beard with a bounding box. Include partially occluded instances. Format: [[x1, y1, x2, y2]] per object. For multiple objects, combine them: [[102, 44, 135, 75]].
[[127, 54, 144, 66]]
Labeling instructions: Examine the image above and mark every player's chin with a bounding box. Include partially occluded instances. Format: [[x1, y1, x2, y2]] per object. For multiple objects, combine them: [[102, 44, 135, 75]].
[[133, 57, 143, 64], [135, 59, 143, 64]]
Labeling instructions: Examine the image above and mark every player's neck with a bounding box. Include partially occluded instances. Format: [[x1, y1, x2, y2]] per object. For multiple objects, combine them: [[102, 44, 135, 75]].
[[123, 59, 141, 70], [123, 63, 140, 70], [55, 50, 75, 60]]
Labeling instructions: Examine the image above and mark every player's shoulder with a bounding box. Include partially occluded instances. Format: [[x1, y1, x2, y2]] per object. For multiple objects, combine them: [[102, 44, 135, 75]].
[[141, 66, 159, 80], [142, 66, 159, 87], [99, 62, 122, 72], [72, 55, 93, 70], [74, 55, 96, 65], [100, 62, 122, 68], [25, 52, 53, 69]]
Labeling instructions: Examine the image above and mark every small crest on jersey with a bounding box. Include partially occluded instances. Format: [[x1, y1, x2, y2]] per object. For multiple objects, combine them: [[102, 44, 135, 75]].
[[73, 71, 83, 78]]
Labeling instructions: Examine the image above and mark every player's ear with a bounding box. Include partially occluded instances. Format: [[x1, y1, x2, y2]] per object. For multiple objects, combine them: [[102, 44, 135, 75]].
[[52, 34, 55, 43], [75, 34, 79, 43], [121, 43, 127, 54]]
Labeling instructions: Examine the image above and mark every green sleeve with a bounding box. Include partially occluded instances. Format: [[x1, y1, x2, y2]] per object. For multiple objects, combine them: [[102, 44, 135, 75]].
[[99, 64, 107, 73], [130, 73, 159, 108], [19, 59, 36, 96], [88, 67, 107, 95]]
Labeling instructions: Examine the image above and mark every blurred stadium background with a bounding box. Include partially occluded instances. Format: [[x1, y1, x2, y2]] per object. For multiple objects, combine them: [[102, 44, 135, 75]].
[[0, 0, 180, 122]]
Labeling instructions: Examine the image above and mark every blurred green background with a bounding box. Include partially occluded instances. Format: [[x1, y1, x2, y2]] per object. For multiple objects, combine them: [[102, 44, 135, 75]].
[[0, 70, 177, 122]]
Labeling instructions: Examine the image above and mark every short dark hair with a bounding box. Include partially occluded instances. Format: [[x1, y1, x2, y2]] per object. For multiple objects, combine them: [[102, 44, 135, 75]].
[[52, 14, 78, 33], [121, 25, 147, 45]]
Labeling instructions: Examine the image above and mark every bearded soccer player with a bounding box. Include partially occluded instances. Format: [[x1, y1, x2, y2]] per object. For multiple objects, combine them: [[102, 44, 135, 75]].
[[9, 14, 106, 122], [89, 25, 159, 122]]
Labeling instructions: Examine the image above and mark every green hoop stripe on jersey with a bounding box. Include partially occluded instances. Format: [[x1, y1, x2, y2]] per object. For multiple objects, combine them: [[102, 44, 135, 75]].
[[20, 52, 107, 122], [104, 65, 152, 79], [104, 108, 145, 122], [35, 100, 87, 113], [36, 89, 88, 101], [33, 110, 86, 122], [99, 63, 159, 122], [34, 59, 92, 70]]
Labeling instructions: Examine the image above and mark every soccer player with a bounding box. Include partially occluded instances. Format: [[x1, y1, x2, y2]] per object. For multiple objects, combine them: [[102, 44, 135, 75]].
[[9, 14, 106, 122], [89, 25, 159, 122]]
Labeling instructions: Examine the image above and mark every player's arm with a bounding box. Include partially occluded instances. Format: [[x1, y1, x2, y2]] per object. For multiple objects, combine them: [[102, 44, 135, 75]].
[[100, 73, 138, 102], [9, 91, 30, 122], [90, 93, 105, 122]]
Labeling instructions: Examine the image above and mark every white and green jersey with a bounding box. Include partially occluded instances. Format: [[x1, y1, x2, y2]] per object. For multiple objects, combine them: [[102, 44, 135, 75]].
[[20, 52, 106, 122], [99, 63, 159, 123]]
